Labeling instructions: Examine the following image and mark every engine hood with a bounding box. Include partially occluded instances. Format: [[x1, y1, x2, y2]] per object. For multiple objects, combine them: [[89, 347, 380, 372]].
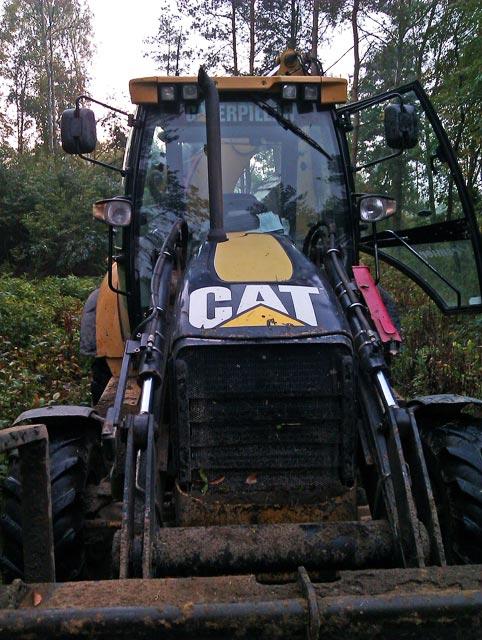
[[173, 232, 351, 342]]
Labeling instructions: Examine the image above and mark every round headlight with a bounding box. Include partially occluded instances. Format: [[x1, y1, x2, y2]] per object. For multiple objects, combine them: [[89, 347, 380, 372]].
[[105, 199, 132, 226], [360, 197, 384, 222], [359, 196, 396, 223]]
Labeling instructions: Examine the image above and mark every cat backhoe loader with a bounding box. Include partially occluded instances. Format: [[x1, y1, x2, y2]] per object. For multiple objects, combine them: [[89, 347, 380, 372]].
[[0, 50, 481, 638]]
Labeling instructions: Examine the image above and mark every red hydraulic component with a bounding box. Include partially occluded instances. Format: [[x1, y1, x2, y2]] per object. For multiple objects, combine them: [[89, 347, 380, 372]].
[[352, 266, 401, 346]]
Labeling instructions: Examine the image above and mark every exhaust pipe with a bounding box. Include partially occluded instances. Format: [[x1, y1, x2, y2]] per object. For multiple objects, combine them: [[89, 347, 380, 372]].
[[197, 66, 227, 242]]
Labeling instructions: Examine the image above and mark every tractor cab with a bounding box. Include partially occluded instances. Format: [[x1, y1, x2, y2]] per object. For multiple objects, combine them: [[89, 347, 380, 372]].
[[117, 74, 356, 328], [62, 71, 482, 336]]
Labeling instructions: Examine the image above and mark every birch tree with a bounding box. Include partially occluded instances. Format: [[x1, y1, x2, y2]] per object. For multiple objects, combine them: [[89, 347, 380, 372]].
[[0, 0, 93, 153]]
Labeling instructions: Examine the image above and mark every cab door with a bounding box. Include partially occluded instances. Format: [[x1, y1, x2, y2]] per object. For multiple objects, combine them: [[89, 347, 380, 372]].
[[338, 81, 482, 314]]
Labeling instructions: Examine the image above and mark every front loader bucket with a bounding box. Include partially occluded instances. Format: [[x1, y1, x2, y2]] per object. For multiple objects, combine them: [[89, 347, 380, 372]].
[[1, 565, 481, 639]]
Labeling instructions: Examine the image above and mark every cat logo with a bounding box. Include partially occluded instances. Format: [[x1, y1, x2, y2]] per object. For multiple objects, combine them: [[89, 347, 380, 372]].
[[189, 284, 322, 329]]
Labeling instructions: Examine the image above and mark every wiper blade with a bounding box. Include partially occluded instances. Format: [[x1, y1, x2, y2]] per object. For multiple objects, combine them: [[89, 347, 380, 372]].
[[254, 99, 333, 161]]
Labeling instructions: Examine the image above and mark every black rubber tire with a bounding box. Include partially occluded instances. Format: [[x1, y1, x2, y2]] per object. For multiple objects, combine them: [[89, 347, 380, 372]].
[[1, 426, 98, 582], [421, 418, 482, 563], [91, 356, 111, 406]]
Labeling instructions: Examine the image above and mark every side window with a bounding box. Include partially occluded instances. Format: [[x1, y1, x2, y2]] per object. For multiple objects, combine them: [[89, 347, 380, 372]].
[[341, 84, 482, 312], [142, 126, 167, 208]]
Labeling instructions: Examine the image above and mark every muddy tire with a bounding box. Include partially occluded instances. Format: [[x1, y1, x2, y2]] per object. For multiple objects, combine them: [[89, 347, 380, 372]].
[[1, 426, 98, 582], [421, 418, 482, 563]]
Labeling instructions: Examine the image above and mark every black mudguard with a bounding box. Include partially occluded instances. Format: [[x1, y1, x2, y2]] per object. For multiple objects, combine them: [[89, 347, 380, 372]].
[[409, 394, 482, 423], [13, 405, 103, 431]]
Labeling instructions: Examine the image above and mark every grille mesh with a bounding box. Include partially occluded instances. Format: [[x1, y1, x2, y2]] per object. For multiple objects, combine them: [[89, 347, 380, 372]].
[[174, 342, 355, 491]]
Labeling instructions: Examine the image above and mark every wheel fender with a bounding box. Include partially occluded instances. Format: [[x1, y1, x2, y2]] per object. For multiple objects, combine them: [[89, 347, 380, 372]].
[[409, 394, 482, 421], [12, 405, 103, 431], [95, 268, 127, 377]]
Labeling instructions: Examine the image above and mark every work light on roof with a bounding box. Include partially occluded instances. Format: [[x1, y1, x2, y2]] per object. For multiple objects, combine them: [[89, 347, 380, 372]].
[[282, 84, 297, 100], [182, 84, 199, 100], [160, 85, 176, 102], [303, 85, 319, 101]]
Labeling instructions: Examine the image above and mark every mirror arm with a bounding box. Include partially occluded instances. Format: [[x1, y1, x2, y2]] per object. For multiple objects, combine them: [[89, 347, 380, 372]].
[[73, 94, 134, 175], [75, 95, 130, 119], [338, 91, 405, 116], [79, 153, 127, 177], [353, 148, 402, 172]]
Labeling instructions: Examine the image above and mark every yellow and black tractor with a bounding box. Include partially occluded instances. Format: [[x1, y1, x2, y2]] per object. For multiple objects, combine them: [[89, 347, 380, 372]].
[[1, 51, 481, 638]]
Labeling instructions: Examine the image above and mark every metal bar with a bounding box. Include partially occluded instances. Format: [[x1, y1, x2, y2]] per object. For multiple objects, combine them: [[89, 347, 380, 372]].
[[0, 424, 55, 583], [405, 408, 446, 565], [119, 426, 136, 579], [1, 583, 481, 639], [385, 409, 427, 567], [75, 94, 130, 118], [139, 377, 153, 414], [382, 229, 462, 307], [107, 228, 128, 295], [0, 423, 49, 453], [318, 590, 482, 634], [337, 90, 405, 115], [0, 600, 307, 639], [141, 419, 156, 578], [152, 520, 401, 576], [297, 566, 320, 640], [1, 566, 480, 638], [376, 371, 398, 408], [354, 148, 402, 172], [197, 66, 227, 241]]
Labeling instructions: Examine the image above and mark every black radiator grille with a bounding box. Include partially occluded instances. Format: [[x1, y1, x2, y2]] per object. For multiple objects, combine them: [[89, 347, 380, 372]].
[[173, 341, 355, 490]]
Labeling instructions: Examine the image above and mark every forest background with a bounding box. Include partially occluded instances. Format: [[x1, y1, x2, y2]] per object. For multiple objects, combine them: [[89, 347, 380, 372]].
[[0, 0, 480, 429]]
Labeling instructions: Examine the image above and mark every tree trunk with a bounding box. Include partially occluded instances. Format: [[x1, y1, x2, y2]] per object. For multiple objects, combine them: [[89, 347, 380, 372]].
[[350, 0, 360, 166], [175, 31, 182, 76], [249, 0, 255, 74], [47, 2, 56, 151], [424, 123, 436, 223], [392, 2, 409, 226], [37, 0, 55, 153], [311, 0, 319, 59], [231, 0, 239, 75], [290, 0, 298, 46]]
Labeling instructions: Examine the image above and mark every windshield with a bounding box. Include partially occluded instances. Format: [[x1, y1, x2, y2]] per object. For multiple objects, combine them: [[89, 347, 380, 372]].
[[135, 98, 350, 305]]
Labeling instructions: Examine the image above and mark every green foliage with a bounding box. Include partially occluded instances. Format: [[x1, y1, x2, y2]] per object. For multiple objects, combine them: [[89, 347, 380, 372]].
[[381, 265, 482, 399], [0, 275, 96, 429], [0, 151, 120, 276], [0, 0, 93, 152]]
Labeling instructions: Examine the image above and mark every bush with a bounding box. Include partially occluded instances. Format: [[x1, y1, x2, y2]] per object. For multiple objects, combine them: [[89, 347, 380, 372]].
[[0, 150, 121, 276], [0, 275, 98, 429], [381, 265, 482, 400]]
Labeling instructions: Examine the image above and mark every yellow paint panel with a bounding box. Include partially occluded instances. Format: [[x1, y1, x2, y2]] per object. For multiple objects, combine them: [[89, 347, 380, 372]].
[[214, 233, 293, 283], [221, 304, 303, 328], [96, 266, 125, 365], [129, 75, 347, 105], [320, 77, 348, 104]]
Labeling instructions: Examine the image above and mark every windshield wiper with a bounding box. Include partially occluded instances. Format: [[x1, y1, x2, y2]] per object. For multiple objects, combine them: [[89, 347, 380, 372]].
[[254, 99, 333, 161]]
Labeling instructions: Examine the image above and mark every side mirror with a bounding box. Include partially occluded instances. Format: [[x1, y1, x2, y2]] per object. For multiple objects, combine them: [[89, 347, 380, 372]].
[[93, 197, 132, 226], [60, 107, 97, 154], [384, 102, 418, 150], [359, 195, 397, 223]]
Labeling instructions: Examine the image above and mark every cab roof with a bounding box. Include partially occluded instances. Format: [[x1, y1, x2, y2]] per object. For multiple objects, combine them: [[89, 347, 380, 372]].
[[129, 75, 348, 106]]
